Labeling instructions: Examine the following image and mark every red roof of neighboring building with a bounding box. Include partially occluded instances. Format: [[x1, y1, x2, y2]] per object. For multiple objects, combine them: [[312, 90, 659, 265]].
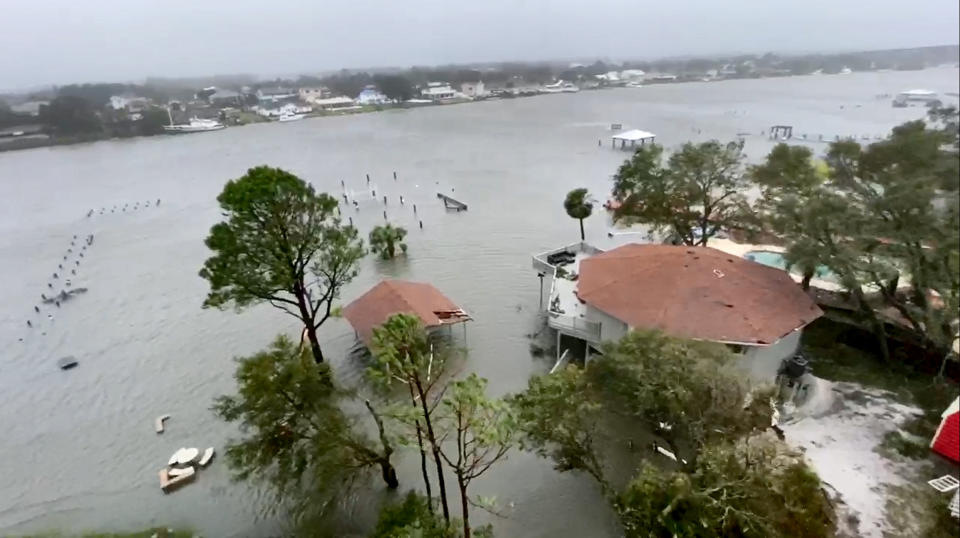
[[343, 280, 469, 344], [576, 244, 823, 345], [932, 398, 960, 463]]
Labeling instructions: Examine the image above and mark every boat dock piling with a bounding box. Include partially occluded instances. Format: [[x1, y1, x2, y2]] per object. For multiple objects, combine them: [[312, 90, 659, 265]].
[[437, 193, 468, 211], [393, 171, 397, 180]]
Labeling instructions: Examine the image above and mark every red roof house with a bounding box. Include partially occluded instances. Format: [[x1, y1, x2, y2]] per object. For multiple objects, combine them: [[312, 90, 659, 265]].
[[343, 279, 470, 344]]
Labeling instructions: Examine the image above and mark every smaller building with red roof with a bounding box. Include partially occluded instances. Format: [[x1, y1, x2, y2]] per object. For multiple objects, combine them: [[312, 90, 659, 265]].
[[343, 279, 471, 345]]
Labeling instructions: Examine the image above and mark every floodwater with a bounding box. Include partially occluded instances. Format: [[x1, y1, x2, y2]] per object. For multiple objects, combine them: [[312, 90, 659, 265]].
[[0, 67, 957, 537]]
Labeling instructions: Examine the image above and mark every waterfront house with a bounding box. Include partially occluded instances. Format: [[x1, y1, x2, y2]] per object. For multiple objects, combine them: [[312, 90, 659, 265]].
[[304, 95, 356, 110], [109, 95, 151, 111], [460, 81, 486, 98], [356, 85, 389, 105], [255, 102, 311, 118], [298, 87, 330, 101], [256, 86, 296, 104], [421, 82, 457, 101], [343, 279, 471, 344], [532, 243, 822, 381], [8, 100, 48, 116], [208, 89, 242, 107]]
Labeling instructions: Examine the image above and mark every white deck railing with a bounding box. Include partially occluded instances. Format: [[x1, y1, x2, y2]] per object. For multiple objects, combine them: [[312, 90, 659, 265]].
[[547, 313, 602, 342]]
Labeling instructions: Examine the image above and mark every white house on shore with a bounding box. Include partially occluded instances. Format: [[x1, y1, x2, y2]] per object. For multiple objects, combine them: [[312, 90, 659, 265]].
[[356, 85, 389, 105], [532, 242, 823, 382], [421, 82, 457, 100], [305, 95, 357, 110], [460, 81, 486, 98]]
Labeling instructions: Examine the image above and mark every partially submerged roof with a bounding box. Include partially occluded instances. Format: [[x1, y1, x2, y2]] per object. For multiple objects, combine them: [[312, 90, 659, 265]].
[[612, 129, 656, 141], [576, 244, 822, 345], [343, 279, 470, 343]]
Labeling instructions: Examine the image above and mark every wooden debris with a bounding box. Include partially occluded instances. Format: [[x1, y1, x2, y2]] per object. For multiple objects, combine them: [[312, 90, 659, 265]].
[[154, 414, 170, 434]]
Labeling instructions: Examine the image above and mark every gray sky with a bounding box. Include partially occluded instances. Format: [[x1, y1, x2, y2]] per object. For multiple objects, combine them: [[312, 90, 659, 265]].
[[2, 0, 957, 89]]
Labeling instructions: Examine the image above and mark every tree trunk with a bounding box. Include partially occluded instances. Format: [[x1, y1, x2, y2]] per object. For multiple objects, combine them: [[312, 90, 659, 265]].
[[408, 385, 433, 505], [459, 475, 471, 538], [365, 400, 398, 489], [801, 269, 814, 291], [294, 281, 325, 364], [380, 460, 399, 489], [415, 378, 451, 523], [306, 327, 324, 364], [852, 285, 891, 362], [579, 219, 585, 241]]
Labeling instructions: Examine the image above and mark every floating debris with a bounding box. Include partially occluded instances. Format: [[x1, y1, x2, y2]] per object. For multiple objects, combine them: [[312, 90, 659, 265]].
[[57, 356, 78, 370], [155, 414, 170, 434], [159, 466, 195, 493], [198, 447, 215, 467]]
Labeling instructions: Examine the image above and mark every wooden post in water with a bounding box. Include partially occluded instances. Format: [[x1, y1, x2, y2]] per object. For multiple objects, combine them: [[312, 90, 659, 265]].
[[366, 174, 370, 183], [383, 210, 387, 220], [384, 195, 388, 205], [393, 171, 397, 180], [413, 204, 417, 214], [419, 220, 423, 229]]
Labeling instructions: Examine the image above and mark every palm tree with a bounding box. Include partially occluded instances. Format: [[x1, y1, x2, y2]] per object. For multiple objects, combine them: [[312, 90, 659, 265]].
[[564, 188, 593, 241], [369, 224, 408, 259]]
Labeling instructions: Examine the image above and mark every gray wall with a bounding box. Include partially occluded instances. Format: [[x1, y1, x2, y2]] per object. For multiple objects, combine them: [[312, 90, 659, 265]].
[[589, 305, 629, 343], [737, 329, 803, 382]]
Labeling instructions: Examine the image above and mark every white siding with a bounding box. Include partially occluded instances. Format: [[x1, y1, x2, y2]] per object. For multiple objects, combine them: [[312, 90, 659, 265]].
[[585, 305, 629, 343], [737, 329, 803, 382]]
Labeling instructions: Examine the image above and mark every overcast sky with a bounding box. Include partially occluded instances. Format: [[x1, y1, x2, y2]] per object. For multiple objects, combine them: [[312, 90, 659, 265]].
[[2, 0, 957, 89]]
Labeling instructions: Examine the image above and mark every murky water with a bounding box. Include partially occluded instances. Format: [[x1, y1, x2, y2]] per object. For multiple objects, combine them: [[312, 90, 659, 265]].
[[0, 67, 956, 537]]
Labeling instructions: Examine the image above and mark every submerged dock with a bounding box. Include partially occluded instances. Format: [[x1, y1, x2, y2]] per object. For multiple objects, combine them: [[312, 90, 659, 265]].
[[437, 193, 468, 211]]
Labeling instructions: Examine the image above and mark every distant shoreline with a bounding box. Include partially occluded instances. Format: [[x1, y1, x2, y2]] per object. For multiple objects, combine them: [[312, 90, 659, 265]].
[[2, 64, 957, 155]]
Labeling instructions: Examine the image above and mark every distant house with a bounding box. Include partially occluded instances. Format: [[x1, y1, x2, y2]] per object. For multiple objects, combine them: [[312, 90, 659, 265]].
[[8, 100, 48, 116], [256, 102, 312, 118], [619, 69, 646, 81], [298, 87, 329, 101], [421, 82, 457, 101], [356, 85, 389, 105], [532, 243, 823, 381], [307, 96, 357, 110], [208, 89, 241, 107], [109, 95, 150, 111], [460, 81, 486, 98], [256, 87, 296, 104]]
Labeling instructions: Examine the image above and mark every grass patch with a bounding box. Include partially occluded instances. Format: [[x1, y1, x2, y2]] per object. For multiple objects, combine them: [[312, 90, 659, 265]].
[[877, 429, 930, 460], [884, 484, 960, 538], [801, 318, 957, 417]]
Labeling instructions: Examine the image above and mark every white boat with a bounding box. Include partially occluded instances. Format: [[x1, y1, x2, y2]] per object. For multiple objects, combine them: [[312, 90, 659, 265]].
[[542, 81, 580, 94], [278, 113, 305, 122], [163, 117, 225, 134]]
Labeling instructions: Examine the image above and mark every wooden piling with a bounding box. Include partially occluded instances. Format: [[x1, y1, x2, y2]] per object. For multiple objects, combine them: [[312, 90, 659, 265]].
[[419, 220, 423, 229], [393, 171, 397, 180]]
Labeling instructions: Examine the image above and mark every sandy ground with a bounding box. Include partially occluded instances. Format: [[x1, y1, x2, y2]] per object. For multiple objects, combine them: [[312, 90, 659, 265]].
[[781, 378, 928, 538]]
